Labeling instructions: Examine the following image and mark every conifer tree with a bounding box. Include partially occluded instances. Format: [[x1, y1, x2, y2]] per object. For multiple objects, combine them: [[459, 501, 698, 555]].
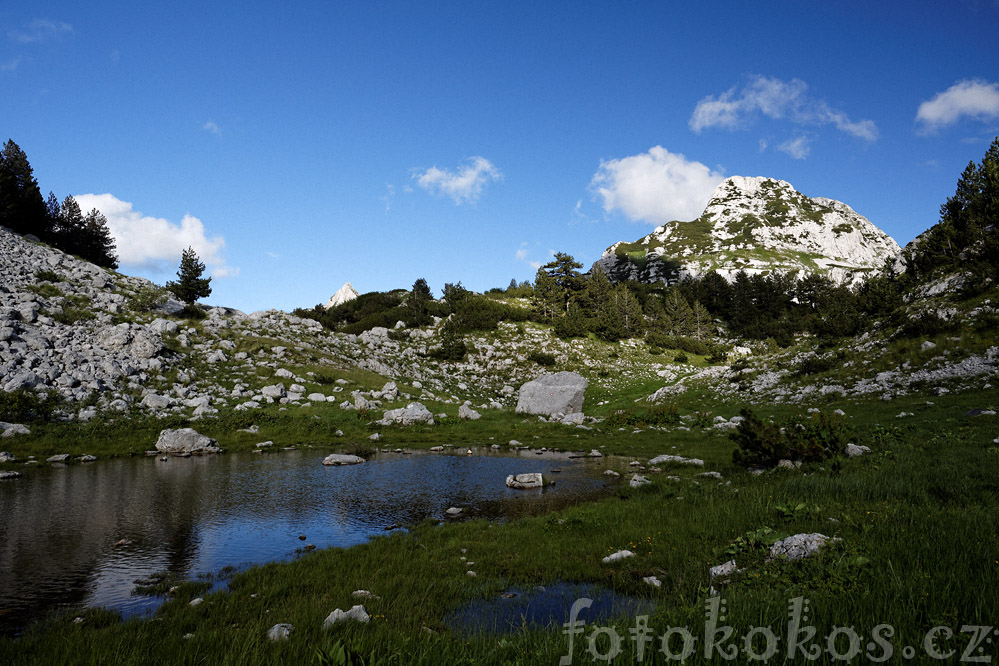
[[79, 208, 118, 269], [0, 139, 49, 238], [406, 278, 433, 326], [166, 247, 212, 304]]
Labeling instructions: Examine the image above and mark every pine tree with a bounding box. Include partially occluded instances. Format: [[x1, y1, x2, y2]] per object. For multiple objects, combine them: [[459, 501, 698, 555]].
[[0, 139, 49, 238], [531, 267, 561, 322], [406, 278, 433, 326], [660, 286, 695, 336], [79, 208, 118, 269], [55, 196, 85, 256], [691, 300, 712, 340], [166, 247, 212, 304]]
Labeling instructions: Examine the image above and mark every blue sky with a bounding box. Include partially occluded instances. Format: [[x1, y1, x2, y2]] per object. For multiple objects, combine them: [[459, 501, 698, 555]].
[[3, 1, 998, 313]]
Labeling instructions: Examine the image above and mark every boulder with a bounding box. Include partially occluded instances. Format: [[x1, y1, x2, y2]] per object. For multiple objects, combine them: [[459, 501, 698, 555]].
[[0, 470, 22, 480], [506, 472, 544, 489], [458, 403, 481, 420], [379, 402, 434, 426], [515, 372, 588, 417], [601, 550, 634, 564], [323, 605, 369, 629], [0, 451, 15, 462], [629, 474, 650, 488], [321, 454, 365, 466], [0, 423, 30, 438], [768, 533, 834, 562], [267, 624, 293, 641], [845, 443, 871, 457], [155, 428, 221, 455], [648, 454, 704, 467]]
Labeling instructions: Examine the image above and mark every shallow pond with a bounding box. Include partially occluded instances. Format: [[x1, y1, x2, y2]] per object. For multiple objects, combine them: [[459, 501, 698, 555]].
[[0, 447, 608, 635]]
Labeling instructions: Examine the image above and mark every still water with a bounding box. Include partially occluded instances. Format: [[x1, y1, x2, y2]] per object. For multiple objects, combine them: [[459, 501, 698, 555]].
[[0, 447, 607, 635]]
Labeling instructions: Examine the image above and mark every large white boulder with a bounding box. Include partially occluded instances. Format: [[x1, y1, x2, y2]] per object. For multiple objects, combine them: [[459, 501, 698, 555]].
[[155, 428, 220, 455], [515, 372, 588, 417]]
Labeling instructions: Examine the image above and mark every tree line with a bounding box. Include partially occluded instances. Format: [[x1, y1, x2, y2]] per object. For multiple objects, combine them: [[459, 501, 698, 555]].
[[0, 139, 118, 269]]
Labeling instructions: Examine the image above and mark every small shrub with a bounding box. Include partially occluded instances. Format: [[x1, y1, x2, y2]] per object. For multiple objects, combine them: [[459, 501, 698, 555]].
[[130, 285, 168, 313], [793, 354, 838, 377], [53, 295, 95, 325], [527, 351, 556, 366], [34, 269, 61, 283], [673, 352, 688, 364], [899, 312, 956, 338], [606, 402, 680, 428], [731, 408, 850, 468], [28, 283, 63, 298], [180, 304, 206, 320], [0, 389, 62, 422]]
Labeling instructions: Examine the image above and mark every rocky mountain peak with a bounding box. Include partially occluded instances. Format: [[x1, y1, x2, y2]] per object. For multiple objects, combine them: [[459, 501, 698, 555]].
[[596, 176, 901, 286], [324, 282, 359, 310]]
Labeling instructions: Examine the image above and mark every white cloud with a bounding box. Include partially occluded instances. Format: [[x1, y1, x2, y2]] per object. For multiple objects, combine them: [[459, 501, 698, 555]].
[[1, 57, 21, 73], [916, 79, 999, 131], [202, 121, 222, 136], [413, 156, 501, 205], [589, 146, 725, 224], [9, 19, 72, 43], [514, 242, 544, 270], [778, 134, 811, 160], [690, 75, 878, 142], [71, 193, 236, 278]]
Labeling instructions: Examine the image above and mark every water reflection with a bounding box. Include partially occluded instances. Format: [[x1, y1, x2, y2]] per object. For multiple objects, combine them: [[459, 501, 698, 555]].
[[0, 448, 606, 635]]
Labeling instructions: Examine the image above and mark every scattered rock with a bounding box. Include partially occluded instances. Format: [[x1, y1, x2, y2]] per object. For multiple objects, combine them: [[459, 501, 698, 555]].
[[648, 454, 704, 467], [0, 470, 22, 480], [458, 403, 481, 420], [445, 507, 463, 517], [379, 402, 435, 426], [46, 454, 70, 463], [0, 423, 30, 438], [629, 474, 650, 488], [845, 443, 871, 457], [602, 550, 634, 564], [323, 605, 369, 628], [189, 598, 204, 607], [351, 590, 380, 600], [267, 624, 293, 641], [642, 576, 662, 588], [768, 533, 835, 562]]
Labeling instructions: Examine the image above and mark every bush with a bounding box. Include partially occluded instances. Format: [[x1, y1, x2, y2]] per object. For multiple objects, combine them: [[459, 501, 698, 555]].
[[674, 352, 688, 364], [0, 389, 62, 422], [180, 304, 206, 320], [34, 269, 61, 283], [731, 408, 850, 468], [527, 351, 556, 366], [605, 403, 680, 428], [426, 319, 467, 361], [792, 354, 838, 377], [899, 312, 956, 338]]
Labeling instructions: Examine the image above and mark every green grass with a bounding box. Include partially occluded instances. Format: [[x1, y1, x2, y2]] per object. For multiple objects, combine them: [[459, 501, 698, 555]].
[[3, 386, 998, 664]]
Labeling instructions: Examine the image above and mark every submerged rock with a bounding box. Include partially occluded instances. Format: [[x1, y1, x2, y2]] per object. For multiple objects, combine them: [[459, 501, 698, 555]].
[[321, 454, 365, 466], [506, 472, 544, 489]]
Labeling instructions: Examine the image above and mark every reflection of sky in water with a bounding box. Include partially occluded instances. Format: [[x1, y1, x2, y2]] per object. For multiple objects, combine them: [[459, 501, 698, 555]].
[[0, 449, 608, 634], [447, 582, 656, 635]]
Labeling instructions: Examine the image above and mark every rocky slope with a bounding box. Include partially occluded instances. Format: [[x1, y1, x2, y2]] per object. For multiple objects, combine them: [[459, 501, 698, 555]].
[[594, 176, 901, 285]]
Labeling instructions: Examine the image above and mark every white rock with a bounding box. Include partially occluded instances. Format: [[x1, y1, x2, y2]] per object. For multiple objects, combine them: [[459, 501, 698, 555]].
[[506, 472, 544, 489], [322, 604, 369, 628], [267, 623, 293, 641], [321, 454, 365, 466], [648, 454, 704, 466], [602, 550, 635, 564], [768, 533, 834, 561], [629, 474, 651, 488]]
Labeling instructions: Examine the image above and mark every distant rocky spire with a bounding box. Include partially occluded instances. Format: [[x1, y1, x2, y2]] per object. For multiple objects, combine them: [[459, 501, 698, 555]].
[[324, 282, 359, 310]]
